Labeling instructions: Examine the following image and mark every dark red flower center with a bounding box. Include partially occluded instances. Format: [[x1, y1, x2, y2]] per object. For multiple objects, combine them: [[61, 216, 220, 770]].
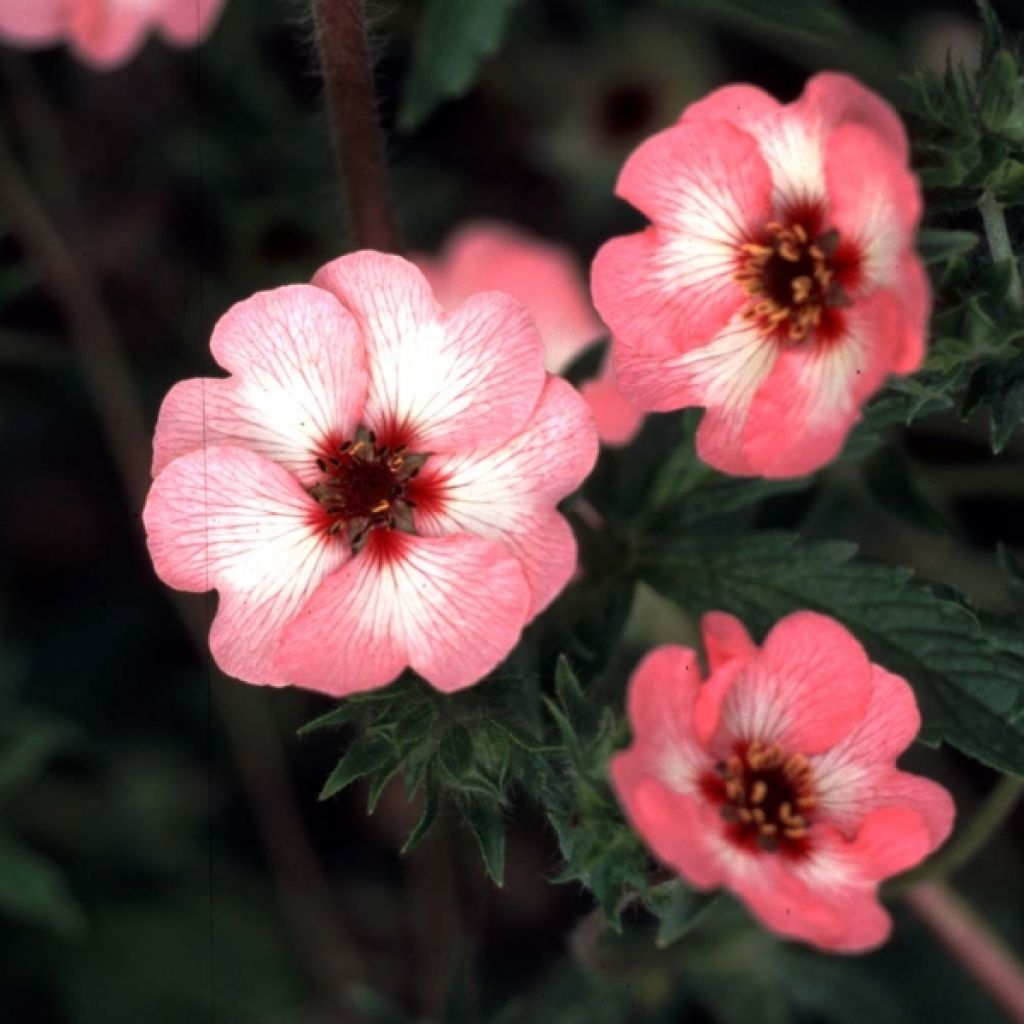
[[309, 427, 427, 550], [736, 220, 850, 344], [701, 740, 817, 856]]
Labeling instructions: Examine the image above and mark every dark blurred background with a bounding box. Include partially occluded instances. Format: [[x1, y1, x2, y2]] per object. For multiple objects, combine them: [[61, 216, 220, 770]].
[[1, 1, 1023, 1021]]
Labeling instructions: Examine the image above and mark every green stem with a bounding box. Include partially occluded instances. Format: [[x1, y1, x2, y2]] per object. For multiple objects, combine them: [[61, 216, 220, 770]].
[[978, 189, 1024, 314], [907, 882, 1024, 1022]]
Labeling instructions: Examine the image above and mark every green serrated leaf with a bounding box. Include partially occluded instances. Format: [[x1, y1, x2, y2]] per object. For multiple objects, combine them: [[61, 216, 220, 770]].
[[438, 724, 473, 781], [297, 703, 361, 737], [0, 833, 85, 937], [644, 881, 719, 948], [319, 731, 396, 801], [642, 532, 1024, 775], [366, 760, 401, 815], [542, 696, 581, 762], [297, 687, 406, 736], [460, 798, 506, 886], [399, 0, 519, 132], [963, 353, 1024, 452], [401, 774, 441, 854], [490, 718, 558, 754], [916, 228, 979, 266], [554, 655, 587, 717]]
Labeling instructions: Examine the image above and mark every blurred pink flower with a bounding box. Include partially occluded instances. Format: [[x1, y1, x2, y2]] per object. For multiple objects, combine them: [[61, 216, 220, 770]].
[[611, 611, 953, 952], [593, 73, 929, 477], [0, 0, 225, 69], [143, 252, 598, 696], [415, 221, 645, 447]]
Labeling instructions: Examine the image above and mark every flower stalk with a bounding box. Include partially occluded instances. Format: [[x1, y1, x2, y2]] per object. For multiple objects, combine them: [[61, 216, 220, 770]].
[[313, 0, 400, 253], [978, 189, 1024, 314]]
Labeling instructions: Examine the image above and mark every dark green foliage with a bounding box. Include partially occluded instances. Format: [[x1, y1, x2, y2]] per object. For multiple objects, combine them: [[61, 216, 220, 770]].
[[399, 0, 520, 130], [640, 532, 1024, 776]]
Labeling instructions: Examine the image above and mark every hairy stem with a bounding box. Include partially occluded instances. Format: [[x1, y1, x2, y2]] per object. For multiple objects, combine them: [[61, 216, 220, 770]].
[[0, 112, 362, 1018], [979, 189, 1024, 314], [907, 883, 1024, 1022], [313, 0, 400, 252]]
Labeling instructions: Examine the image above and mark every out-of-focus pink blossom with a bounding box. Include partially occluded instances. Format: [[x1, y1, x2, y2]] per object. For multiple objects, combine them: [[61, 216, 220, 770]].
[[415, 222, 645, 447], [611, 611, 954, 952], [593, 73, 929, 477], [0, 0, 225, 69], [143, 252, 598, 696]]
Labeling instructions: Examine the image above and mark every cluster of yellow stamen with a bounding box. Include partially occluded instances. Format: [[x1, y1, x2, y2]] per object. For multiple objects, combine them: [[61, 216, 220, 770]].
[[736, 221, 841, 343], [310, 427, 426, 550], [718, 740, 817, 852]]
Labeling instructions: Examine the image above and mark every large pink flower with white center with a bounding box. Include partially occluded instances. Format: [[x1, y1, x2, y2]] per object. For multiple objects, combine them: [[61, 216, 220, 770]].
[[414, 221, 645, 447], [143, 252, 598, 696], [610, 611, 954, 952], [0, 0, 224, 69], [592, 73, 929, 478]]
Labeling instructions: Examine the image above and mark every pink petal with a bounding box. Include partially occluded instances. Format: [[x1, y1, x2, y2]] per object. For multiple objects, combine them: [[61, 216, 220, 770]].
[[609, 767, 725, 889], [800, 72, 909, 162], [846, 806, 936, 880], [277, 533, 531, 696], [731, 854, 892, 953], [825, 122, 922, 296], [735, 805, 936, 952], [143, 446, 346, 686], [413, 221, 604, 373], [314, 251, 546, 453], [626, 645, 705, 744], [683, 74, 908, 214], [578, 364, 645, 447], [68, 0, 150, 68], [680, 83, 783, 132], [701, 612, 756, 673], [157, 0, 226, 45], [616, 119, 772, 248], [618, 645, 712, 795], [152, 285, 368, 485], [612, 309, 776, 415], [704, 290, 905, 478], [412, 376, 598, 616], [0, 0, 64, 43], [703, 611, 873, 754], [813, 666, 955, 845], [593, 119, 772, 358]]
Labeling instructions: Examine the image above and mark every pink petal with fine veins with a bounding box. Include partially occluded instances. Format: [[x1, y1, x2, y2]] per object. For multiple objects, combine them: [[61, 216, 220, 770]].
[[812, 666, 955, 843], [152, 284, 368, 485], [708, 290, 904, 478], [143, 445, 347, 687], [413, 376, 598, 615], [277, 532, 531, 696], [414, 222, 604, 374], [593, 119, 772, 358], [698, 611, 873, 755], [314, 251, 546, 453]]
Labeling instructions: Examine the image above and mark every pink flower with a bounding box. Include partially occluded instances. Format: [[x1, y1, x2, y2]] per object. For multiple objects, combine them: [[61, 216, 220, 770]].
[[592, 73, 929, 477], [414, 221, 645, 447], [610, 611, 953, 952], [0, 0, 225, 69], [143, 252, 598, 696]]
